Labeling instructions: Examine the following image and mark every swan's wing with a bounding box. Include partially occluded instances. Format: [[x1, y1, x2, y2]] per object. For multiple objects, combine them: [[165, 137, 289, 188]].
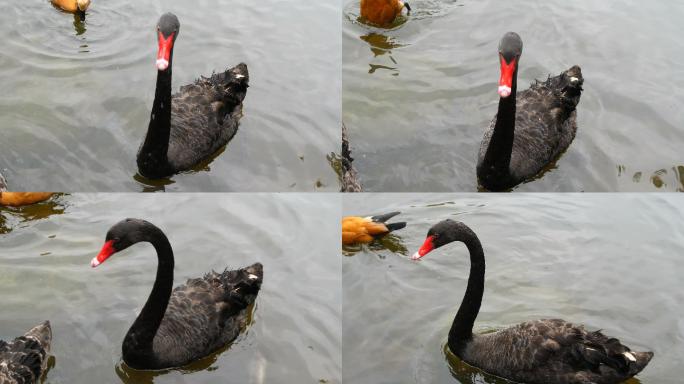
[[166, 63, 249, 171], [463, 319, 652, 383], [0, 323, 51, 384], [153, 265, 261, 366]]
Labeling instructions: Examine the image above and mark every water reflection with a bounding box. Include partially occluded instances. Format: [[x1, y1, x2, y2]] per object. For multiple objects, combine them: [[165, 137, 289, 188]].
[[73, 13, 87, 36], [343, 234, 407, 257], [360, 33, 405, 75], [617, 165, 684, 191], [0, 195, 66, 234]]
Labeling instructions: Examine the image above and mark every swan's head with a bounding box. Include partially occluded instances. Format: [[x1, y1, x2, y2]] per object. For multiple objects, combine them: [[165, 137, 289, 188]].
[[76, 0, 91, 12], [155, 13, 180, 71], [411, 220, 476, 260], [497, 32, 523, 98], [91, 218, 159, 268], [401, 2, 412, 14]]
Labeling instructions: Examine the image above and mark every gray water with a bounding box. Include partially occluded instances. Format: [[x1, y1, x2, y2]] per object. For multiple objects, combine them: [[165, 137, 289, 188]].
[[0, 194, 341, 383], [0, 0, 340, 192], [342, 194, 684, 383], [343, 0, 684, 192]]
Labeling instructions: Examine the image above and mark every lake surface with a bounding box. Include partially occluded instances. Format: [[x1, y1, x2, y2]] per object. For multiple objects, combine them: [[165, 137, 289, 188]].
[[343, 0, 684, 192], [342, 194, 683, 383], [1, 193, 341, 383], [0, 0, 340, 192]]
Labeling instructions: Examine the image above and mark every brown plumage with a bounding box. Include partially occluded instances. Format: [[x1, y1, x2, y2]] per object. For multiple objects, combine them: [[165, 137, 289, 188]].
[[413, 220, 653, 384], [342, 211, 406, 245], [0, 175, 54, 207], [0, 321, 52, 384], [50, 0, 90, 13], [360, 0, 410, 27]]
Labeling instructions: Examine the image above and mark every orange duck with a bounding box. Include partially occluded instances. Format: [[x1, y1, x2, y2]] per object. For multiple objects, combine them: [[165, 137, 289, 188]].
[[360, 0, 411, 27], [0, 173, 54, 207], [51, 0, 91, 14], [342, 211, 406, 245]]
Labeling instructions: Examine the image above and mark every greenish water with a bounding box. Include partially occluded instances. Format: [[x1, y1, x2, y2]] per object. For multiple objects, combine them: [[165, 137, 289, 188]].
[[343, 194, 683, 383], [0, 0, 340, 192], [1, 194, 341, 383], [343, 0, 684, 191]]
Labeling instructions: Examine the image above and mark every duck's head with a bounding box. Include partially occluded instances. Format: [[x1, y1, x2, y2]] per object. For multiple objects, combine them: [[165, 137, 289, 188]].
[[497, 32, 523, 98], [77, 0, 91, 12], [156, 13, 181, 72]]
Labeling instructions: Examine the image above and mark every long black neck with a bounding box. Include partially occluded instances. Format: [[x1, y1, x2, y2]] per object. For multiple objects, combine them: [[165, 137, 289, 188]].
[[481, 68, 518, 174], [122, 227, 174, 367], [447, 229, 485, 353], [139, 56, 173, 171]]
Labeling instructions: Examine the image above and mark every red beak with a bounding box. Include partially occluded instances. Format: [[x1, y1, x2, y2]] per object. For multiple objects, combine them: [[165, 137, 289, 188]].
[[411, 235, 436, 260], [156, 31, 175, 71], [498, 55, 517, 98], [91, 240, 116, 268]]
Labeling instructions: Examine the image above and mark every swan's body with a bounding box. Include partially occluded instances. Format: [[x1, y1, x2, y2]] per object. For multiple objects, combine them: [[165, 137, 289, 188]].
[[92, 219, 263, 370], [477, 32, 583, 191], [50, 0, 90, 13], [341, 123, 362, 192], [0, 175, 54, 207], [412, 220, 653, 384], [0, 321, 52, 384], [137, 13, 249, 179], [342, 211, 406, 245], [360, 0, 411, 27]]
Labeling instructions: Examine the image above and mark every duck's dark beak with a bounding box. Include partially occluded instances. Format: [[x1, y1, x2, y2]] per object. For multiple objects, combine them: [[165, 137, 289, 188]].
[[404, 2, 412, 14]]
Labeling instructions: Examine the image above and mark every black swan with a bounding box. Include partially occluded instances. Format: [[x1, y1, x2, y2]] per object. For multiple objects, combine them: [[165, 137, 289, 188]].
[[137, 13, 249, 179], [91, 218, 263, 370], [411, 220, 653, 384], [341, 123, 362, 192], [342, 211, 406, 245], [477, 32, 584, 191], [0, 321, 52, 384]]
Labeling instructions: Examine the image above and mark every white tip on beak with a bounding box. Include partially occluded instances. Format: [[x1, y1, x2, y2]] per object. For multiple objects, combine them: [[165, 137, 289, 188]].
[[90, 257, 101, 268], [498, 85, 512, 98], [410, 252, 422, 260], [156, 59, 169, 71]]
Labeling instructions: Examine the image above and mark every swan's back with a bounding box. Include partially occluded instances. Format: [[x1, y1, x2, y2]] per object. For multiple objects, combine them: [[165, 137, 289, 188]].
[[167, 63, 249, 172], [0, 321, 52, 384], [457, 319, 652, 384], [479, 66, 583, 184], [148, 262, 262, 368]]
